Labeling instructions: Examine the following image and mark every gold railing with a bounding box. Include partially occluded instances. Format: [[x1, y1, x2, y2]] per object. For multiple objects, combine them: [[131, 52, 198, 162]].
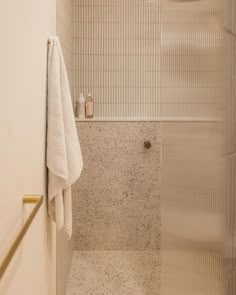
[[0, 195, 43, 280]]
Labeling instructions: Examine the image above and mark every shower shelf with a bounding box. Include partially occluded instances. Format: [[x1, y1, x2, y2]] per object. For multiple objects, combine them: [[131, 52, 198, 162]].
[[75, 117, 223, 123]]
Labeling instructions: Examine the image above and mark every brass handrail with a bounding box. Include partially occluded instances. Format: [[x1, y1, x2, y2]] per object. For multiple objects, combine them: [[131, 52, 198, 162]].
[[0, 195, 43, 280]]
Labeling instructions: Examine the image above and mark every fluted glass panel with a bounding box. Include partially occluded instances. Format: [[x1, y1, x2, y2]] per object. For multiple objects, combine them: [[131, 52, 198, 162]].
[[160, 1, 225, 295], [160, 0, 224, 119], [161, 122, 225, 295], [225, 1, 236, 293]]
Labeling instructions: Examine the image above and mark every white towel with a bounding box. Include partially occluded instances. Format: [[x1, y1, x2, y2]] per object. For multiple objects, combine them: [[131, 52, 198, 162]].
[[47, 36, 83, 240]]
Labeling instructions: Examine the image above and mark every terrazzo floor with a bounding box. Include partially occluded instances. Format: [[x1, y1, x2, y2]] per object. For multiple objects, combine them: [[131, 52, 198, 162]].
[[66, 251, 160, 295]]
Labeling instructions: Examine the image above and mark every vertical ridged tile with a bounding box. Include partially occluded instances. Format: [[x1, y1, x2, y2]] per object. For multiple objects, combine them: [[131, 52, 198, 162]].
[[74, 0, 161, 119]]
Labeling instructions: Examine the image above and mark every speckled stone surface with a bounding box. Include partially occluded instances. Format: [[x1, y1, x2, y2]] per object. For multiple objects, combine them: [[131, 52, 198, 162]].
[[72, 122, 161, 250], [66, 251, 160, 295]]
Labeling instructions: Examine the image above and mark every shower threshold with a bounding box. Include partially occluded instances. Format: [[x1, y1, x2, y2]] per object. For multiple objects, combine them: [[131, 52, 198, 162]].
[[66, 250, 160, 295]]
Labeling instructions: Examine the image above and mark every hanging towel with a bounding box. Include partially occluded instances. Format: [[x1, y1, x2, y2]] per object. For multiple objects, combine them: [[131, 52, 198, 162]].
[[47, 36, 83, 239]]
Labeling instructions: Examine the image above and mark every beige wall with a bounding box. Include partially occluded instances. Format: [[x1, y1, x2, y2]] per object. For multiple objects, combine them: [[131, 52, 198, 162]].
[[56, 1, 74, 294], [0, 1, 56, 295], [73, 122, 161, 250]]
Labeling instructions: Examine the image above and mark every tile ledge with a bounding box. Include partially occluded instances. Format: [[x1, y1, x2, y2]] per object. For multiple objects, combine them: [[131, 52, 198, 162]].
[[75, 117, 223, 122]]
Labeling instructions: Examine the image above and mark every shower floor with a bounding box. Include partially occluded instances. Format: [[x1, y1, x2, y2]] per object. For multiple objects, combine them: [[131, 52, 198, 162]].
[[66, 251, 160, 295]]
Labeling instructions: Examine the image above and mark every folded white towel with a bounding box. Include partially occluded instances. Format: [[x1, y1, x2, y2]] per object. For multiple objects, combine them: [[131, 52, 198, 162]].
[[47, 36, 83, 240]]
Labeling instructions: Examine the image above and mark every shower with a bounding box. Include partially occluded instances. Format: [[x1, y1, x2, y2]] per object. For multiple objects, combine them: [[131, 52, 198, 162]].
[[56, 0, 226, 294]]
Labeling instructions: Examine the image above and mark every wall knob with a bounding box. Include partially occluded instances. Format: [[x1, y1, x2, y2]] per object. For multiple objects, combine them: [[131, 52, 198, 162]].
[[144, 141, 151, 149]]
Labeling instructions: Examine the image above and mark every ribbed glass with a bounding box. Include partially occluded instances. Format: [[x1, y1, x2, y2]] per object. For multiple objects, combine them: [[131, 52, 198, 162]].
[[160, 1, 225, 295], [160, 0, 224, 119], [161, 122, 225, 295], [225, 1, 236, 294]]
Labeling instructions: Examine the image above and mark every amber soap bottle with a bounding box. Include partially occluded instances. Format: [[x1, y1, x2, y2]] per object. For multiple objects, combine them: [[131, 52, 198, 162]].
[[85, 93, 94, 118]]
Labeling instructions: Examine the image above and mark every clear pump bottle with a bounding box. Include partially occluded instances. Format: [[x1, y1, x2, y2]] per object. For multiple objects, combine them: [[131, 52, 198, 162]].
[[78, 93, 85, 119]]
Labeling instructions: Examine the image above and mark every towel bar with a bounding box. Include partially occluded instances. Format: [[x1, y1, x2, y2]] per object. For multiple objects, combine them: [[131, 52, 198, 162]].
[[0, 195, 43, 280]]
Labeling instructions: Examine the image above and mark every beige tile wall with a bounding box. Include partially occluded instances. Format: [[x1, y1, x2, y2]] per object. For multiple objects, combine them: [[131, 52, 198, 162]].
[[73, 122, 161, 250], [74, 0, 224, 119], [73, 0, 161, 118], [56, 1, 74, 294]]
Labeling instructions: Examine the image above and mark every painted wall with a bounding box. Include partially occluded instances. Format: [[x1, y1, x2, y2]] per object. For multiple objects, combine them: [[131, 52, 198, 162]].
[[0, 1, 56, 295], [56, 0, 74, 294], [73, 122, 161, 250]]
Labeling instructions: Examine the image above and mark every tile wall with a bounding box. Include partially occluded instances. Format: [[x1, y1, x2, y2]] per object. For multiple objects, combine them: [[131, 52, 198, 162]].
[[74, 0, 224, 120], [73, 0, 161, 118], [73, 122, 161, 250]]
